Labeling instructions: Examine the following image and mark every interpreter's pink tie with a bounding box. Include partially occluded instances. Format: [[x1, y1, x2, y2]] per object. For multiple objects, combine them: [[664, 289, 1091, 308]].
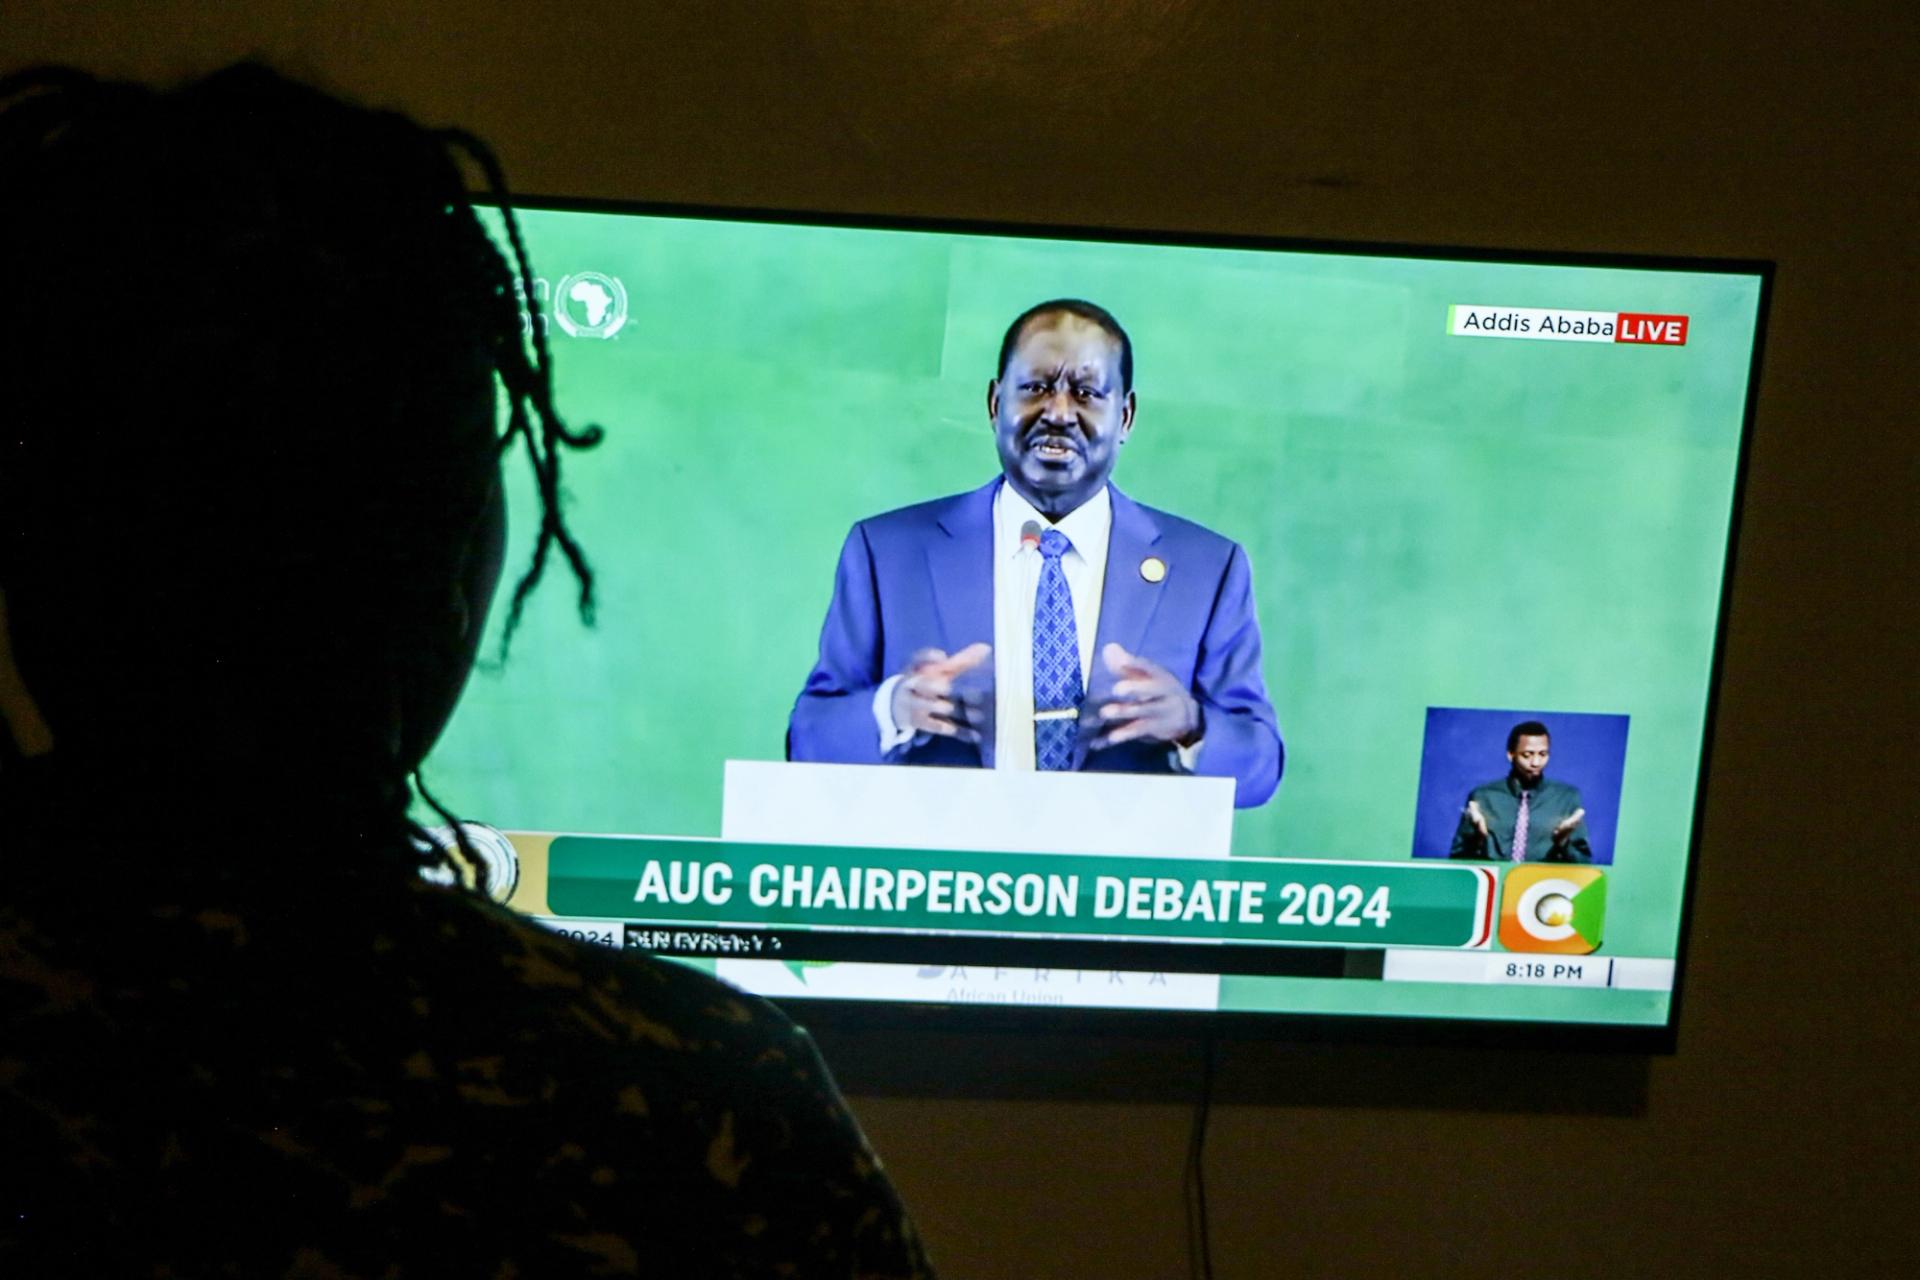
[[1511, 790, 1530, 861]]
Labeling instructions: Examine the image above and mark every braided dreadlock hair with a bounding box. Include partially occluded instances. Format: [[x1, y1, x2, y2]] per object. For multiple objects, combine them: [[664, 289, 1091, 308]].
[[0, 64, 599, 890]]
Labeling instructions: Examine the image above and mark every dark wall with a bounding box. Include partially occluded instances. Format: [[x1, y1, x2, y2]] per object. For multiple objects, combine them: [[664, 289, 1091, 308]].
[[8, 3, 1913, 1275]]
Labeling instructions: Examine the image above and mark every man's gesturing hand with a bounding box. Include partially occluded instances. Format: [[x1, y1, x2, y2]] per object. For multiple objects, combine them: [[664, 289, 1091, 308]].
[[891, 643, 992, 743], [1551, 808, 1587, 846], [1466, 800, 1491, 840], [1090, 643, 1201, 750]]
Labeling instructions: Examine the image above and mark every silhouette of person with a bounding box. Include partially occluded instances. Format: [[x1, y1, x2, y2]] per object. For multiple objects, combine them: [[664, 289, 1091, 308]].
[[0, 63, 932, 1278]]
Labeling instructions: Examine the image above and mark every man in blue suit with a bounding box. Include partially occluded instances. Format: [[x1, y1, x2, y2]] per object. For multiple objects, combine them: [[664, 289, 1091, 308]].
[[787, 300, 1282, 809]]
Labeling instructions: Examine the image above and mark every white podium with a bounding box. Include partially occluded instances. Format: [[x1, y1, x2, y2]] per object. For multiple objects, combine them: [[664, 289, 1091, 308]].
[[714, 760, 1236, 1011], [721, 760, 1234, 858]]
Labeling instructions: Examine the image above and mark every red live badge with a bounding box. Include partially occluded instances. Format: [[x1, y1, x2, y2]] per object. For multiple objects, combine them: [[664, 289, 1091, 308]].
[[1615, 313, 1689, 345]]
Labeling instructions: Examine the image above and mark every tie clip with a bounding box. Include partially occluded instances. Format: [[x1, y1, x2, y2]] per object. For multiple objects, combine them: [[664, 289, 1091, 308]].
[[1033, 708, 1078, 721]]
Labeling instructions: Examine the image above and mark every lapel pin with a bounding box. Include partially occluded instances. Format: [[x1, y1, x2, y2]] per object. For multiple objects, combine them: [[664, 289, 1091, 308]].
[[1140, 556, 1167, 583]]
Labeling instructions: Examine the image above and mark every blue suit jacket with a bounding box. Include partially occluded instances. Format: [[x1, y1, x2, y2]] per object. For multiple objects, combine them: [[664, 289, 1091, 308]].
[[786, 480, 1282, 808]]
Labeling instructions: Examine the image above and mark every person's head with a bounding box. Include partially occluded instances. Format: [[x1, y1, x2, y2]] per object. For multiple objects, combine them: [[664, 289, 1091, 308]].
[[0, 64, 598, 865], [988, 299, 1136, 519], [1506, 721, 1551, 784]]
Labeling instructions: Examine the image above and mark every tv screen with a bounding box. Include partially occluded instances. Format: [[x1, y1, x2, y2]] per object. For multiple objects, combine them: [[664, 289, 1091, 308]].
[[427, 199, 1767, 1044]]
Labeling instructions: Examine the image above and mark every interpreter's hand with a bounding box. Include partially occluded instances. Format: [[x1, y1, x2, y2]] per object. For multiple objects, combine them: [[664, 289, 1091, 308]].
[[891, 643, 992, 743], [1466, 800, 1491, 839], [1089, 643, 1201, 750], [1551, 808, 1587, 845]]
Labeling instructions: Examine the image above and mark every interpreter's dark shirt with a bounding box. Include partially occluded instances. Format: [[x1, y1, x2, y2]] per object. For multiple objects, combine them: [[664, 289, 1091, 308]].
[[0, 854, 933, 1278], [1447, 774, 1592, 862]]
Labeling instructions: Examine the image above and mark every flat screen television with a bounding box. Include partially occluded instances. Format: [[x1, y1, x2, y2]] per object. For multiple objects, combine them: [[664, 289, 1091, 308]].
[[426, 197, 1768, 1049]]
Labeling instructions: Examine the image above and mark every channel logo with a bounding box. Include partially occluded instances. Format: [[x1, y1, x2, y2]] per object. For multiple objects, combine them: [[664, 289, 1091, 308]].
[[1448, 305, 1689, 345], [1498, 865, 1606, 954]]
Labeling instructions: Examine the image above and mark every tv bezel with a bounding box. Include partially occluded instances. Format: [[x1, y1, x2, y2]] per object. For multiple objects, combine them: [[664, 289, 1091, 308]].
[[482, 191, 1774, 1055]]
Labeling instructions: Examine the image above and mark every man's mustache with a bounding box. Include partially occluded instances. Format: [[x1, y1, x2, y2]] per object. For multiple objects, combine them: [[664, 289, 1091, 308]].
[[1022, 424, 1085, 451]]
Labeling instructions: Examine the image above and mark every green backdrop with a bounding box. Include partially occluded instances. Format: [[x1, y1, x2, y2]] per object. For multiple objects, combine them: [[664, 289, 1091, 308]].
[[425, 208, 1761, 1019]]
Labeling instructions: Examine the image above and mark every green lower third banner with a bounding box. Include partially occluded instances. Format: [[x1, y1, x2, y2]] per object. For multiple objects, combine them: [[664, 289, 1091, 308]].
[[546, 837, 1496, 949]]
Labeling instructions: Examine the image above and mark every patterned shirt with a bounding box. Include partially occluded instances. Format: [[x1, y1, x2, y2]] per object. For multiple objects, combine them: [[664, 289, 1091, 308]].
[[0, 851, 934, 1278]]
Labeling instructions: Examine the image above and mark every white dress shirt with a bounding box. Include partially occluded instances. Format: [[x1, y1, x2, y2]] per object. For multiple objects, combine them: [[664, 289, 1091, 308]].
[[873, 484, 1109, 767], [874, 480, 1210, 774], [989, 483, 1111, 769], [871, 482, 1204, 768]]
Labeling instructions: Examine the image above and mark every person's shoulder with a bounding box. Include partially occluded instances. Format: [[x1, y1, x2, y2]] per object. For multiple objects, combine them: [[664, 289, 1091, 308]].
[[1540, 777, 1584, 802], [412, 891, 938, 1274], [409, 879, 807, 1055], [1117, 488, 1241, 558], [855, 480, 997, 539], [1467, 777, 1511, 799]]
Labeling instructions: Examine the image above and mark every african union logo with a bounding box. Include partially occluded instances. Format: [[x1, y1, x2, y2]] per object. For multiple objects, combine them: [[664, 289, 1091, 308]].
[[418, 822, 522, 904], [552, 271, 628, 339]]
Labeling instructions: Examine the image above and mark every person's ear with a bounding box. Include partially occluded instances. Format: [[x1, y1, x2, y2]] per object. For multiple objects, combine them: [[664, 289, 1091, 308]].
[[449, 476, 506, 655], [449, 584, 473, 647], [987, 378, 1003, 424], [0, 586, 55, 758], [1120, 389, 1137, 441]]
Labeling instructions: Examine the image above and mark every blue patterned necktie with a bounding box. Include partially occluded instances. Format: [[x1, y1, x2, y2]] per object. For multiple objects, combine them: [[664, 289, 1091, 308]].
[[1032, 528, 1083, 771]]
